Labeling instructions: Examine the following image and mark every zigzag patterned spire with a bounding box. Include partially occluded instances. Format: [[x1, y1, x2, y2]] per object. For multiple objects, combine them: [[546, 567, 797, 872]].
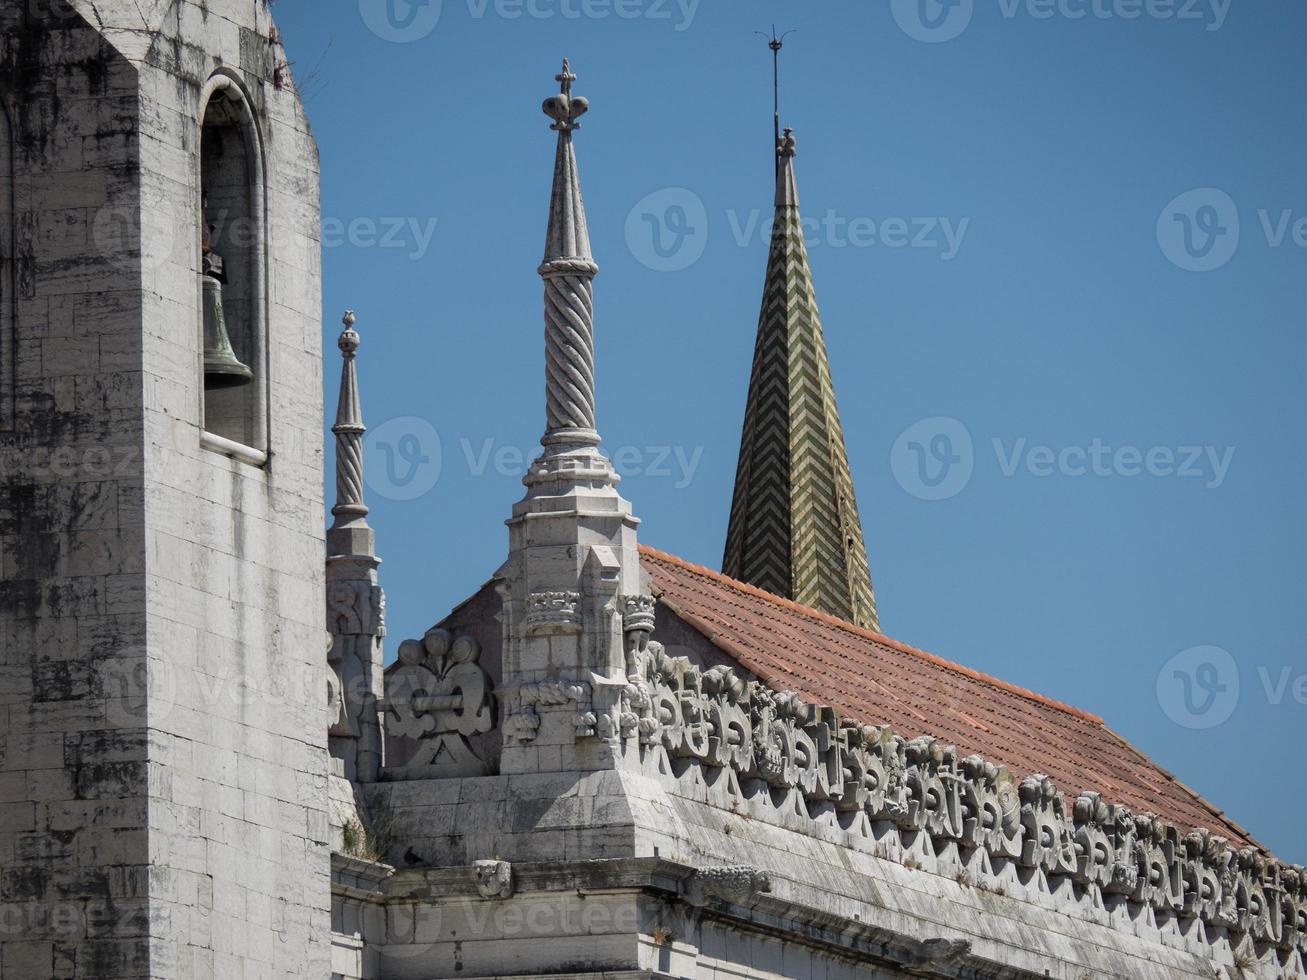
[[723, 129, 879, 630]]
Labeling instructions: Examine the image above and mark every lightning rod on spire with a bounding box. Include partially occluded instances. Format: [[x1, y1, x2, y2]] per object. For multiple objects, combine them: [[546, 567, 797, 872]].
[[756, 26, 795, 175]]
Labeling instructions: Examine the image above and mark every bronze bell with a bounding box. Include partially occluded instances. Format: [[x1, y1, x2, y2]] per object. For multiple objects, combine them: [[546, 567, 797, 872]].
[[201, 197, 253, 390]]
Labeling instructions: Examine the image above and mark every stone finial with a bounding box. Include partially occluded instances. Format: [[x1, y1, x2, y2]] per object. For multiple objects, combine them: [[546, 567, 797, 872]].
[[339, 309, 360, 355], [542, 58, 588, 133], [330, 309, 371, 540], [535, 59, 603, 457]]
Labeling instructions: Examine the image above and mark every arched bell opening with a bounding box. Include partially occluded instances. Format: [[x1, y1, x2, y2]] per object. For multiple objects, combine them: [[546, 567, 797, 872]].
[[198, 73, 267, 456]]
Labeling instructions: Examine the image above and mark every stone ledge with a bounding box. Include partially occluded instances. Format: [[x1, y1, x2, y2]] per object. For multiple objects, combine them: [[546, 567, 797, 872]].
[[331, 851, 394, 901]]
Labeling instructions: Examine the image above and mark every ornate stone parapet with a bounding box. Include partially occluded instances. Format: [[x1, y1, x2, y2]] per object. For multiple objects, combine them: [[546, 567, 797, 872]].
[[557, 629, 1307, 963]]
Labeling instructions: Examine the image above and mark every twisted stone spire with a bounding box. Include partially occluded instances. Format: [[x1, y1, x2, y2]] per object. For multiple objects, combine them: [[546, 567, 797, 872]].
[[724, 129, 880, 631], [330, 310, 370, 535], [538, 59, 600, 451], [326, 309, 383, 783]]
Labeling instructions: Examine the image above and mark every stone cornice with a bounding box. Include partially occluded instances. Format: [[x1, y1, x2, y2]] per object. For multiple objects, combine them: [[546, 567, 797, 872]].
[[375, 857, 1055, 979]]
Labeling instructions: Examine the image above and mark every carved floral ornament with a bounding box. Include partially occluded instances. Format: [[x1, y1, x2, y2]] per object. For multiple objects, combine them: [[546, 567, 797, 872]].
[[384, 628, 496, 778], [512, 594, 1307, 956]]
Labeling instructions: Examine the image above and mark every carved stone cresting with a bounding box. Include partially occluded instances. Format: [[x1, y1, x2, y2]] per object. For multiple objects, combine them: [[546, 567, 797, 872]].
[[525, 591, 582, 634], [574, 621, 1307, 961], [473, 860, 514, 900], [384, 628, 496, 779]]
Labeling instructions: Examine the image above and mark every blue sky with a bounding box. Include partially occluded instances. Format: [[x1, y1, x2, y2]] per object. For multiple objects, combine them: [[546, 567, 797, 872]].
[[276, 0, 1306, 861]]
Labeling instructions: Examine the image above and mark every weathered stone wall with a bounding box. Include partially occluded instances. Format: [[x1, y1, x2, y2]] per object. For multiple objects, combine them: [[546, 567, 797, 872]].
[[0, 5, 151, 977], [134, 1, 330, 977], [0, 2, 328, 977]]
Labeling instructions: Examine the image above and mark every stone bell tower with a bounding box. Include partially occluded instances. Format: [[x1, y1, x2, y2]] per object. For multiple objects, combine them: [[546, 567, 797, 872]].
[[0, 3, 328, 978]]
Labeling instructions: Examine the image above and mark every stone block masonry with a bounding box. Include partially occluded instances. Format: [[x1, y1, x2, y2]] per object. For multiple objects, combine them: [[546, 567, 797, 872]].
[[0, 3, 328, 978]]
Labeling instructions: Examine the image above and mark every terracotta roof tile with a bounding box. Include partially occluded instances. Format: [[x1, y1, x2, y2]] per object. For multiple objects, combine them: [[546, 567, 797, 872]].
[[640, 544, 1256, 849]]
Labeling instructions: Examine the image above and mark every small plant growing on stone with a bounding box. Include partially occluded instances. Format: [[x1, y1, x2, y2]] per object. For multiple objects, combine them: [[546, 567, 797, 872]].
[[651, 926, 673, 946], [1231, 949, 1257, 976], [903, 855, 919, 870], [341, 813, 393, 864], [955, 869, 971, 888], [341, 819, 364, 856]]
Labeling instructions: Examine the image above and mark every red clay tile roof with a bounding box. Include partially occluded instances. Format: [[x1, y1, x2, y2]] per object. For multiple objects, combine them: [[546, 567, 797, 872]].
[[641, 544, 1257, 849]]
